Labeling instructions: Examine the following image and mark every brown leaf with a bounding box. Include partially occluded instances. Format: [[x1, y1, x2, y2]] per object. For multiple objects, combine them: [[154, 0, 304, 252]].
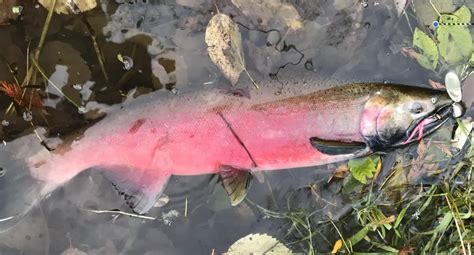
[[399, 246, 414, 255], [408, 139, 433, 183], [433, 143, 453, 156], [401, 47, 419, 60], [428, 79, 445, 89], [333, 164, 349, 178]]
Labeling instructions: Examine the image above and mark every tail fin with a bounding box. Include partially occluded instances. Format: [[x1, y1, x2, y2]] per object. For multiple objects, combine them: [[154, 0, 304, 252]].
[[0, 134, 51, 232]]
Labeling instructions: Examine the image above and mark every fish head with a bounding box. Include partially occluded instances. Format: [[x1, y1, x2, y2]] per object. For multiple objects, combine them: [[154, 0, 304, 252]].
[[360, 85, 455, 151]]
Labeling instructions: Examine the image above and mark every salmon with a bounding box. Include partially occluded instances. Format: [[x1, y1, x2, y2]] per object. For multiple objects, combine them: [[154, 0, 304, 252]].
[[0, 75, 454, 228]]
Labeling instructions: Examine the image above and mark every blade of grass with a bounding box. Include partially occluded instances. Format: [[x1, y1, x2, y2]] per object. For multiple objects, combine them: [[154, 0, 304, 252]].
[[30, 56, 80, 108]]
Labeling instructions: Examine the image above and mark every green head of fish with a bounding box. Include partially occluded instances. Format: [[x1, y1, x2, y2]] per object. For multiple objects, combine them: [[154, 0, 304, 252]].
[[360, 84, 455, 151]]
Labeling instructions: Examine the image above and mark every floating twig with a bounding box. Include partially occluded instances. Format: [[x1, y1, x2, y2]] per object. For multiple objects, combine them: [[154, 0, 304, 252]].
[[83, 208, 158, 221]]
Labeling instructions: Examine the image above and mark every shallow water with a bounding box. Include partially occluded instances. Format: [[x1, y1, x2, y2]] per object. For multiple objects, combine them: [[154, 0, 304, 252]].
[[0, 0, 473, 254]]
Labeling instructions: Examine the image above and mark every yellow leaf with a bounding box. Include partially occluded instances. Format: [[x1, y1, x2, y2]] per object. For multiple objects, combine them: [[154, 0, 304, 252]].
[[331, 239, 343, 254], [225, 233, 293, 254]]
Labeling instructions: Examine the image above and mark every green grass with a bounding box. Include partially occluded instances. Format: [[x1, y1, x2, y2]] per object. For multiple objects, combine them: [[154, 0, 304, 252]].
[[251, 133, 474, 254]]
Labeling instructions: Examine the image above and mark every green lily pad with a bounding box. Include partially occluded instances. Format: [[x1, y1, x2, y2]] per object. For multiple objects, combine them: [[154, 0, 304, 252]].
[[412, 28, 439, 70], [437, 6, 473, 65]]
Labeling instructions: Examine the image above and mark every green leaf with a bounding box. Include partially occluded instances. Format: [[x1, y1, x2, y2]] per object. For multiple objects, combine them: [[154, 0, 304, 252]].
[[470, 52, 474, 67], [450, 5, 471, 22], [348, 155, 380, 184], [437, 6, 473, 65], [413, 0, 455, 26], [412, 28, 439, 70], [342, 173, 364, 194]]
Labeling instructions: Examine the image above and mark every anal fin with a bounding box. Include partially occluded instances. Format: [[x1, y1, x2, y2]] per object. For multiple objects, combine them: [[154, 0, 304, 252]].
[[101, 167, 170, 214], [219, 165, 252, 206]]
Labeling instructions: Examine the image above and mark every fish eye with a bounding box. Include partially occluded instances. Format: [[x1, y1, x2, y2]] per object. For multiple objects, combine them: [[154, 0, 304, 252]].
[[431, 96, 438, 104], [409, 102, 424, 114]]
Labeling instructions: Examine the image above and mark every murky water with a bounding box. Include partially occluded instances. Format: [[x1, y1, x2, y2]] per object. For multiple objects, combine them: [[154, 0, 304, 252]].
[[0, 0, 472, 254]]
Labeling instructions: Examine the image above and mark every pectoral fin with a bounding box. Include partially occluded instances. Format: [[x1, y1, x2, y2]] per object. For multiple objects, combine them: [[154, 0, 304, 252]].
[[219, 165, 252, 206], [310, 137, 367, 155]]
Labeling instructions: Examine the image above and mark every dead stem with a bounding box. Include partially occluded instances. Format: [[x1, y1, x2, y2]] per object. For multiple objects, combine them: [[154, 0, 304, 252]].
[[444, 193, 467, 255], [30, 56, 80, 108], [24, 0, 57, 87], [83, 208, 158, 221], [82, 16, 110, 84]]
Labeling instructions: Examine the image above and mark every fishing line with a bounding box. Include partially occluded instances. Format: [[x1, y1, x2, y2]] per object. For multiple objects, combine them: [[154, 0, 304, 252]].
[[234, 22, 306, 78], [216, 112, 258, 168]]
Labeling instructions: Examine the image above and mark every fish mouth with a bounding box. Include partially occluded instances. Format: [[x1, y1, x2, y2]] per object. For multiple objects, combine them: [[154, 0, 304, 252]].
[[393, 104, 453, 147]]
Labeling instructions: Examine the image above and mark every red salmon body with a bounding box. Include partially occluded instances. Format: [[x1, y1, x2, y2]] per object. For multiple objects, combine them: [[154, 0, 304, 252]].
[[14, 78, 452, 214]]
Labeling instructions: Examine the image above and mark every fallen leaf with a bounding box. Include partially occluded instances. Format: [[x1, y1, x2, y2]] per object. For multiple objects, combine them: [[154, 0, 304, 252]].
[[225, 233, 292, 254], [333, 164, 349, 179], [412, 28, 438, 70], [231, 0, 302, 30], [399, 246, 414, 255], [61, 247, 86, 255], [433, 143, 453, 156], [408, 139, 436, 182], [437, 6, 473, 65], [413, 0, 456, 26], [39, 0, 97, 14], [428, 79, 445, 89], [401, 47, 418, 60], [205, 13, 245, 86], [348, 155, 380, 184], [331, 239, 343, 254]]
